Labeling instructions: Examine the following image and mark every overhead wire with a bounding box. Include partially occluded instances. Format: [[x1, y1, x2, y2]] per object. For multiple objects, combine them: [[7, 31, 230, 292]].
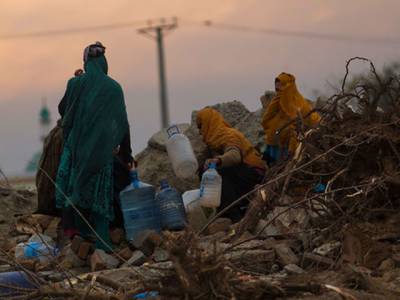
[[1, 18, 399, 45], [188, 19, 400, 45], [0, 19, 146, 40]]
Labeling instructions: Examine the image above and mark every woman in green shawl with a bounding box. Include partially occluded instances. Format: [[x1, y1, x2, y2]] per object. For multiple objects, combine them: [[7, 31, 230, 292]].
[[56, 42, 131, 250]]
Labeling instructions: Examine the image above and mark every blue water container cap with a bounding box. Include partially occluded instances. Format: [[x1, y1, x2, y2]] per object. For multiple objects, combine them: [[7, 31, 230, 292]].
[[160, 179, 169, 190], [24, 242, 41, 257], [208, 161, 217, 169], [314, 183, 326, 193]]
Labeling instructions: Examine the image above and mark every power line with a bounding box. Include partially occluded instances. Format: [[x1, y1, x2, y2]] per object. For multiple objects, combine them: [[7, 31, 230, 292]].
[[0, 20, 146, 40], [193, 20, 400, 45], [1, 18, 399, 45]]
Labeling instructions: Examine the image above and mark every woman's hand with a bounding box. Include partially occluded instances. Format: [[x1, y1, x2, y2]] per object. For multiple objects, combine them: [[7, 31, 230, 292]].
[[204, 158, 221, 170]]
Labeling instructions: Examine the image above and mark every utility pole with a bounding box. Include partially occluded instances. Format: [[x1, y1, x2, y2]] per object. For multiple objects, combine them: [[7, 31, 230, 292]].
[[138, 18, 178, 129]]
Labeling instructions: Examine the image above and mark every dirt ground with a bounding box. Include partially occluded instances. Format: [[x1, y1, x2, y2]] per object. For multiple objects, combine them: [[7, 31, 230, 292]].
[[0, 178, 37, 238]]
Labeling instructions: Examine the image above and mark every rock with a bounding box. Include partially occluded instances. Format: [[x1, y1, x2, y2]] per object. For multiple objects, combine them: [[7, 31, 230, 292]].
[[284, 264, 305, 275], [254, 219, 281, 238], [153, 248, 169, 262], [148, 123, 191, 150], [234, 240, 265, 250], [110, 228, 124, 245], [71, 235, 84, 253], [31, 214, 56, 230], [302, 252, 335, 268], [274, 244, 299, 266], [77, 242, 93, 260], [342, 231, 363, 264], [118, 247, 133, 261], [313, 241, 341, 257], [131, 230, 162, 256], [206, 218, 232, 235], [225, 249, 275, 263], [0, 238, 16, 252], [19, 259, 37, 271], [379, 258, 395, 272], [137, 101, 264, 192], [199, 231, 227, 243], [225, 249, 275, 273], [271, 264, 280, 273], [44, 218, 61, 240], [60, 245, 86, 269], [14, 235, 30, 244], [90, 249, 119, 271], [122, 250, 146, 267], [198, 241, 229, 254]]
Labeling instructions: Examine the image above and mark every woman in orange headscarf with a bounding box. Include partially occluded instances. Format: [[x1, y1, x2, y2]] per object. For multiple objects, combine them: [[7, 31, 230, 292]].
[[262, 73, 320, 164], [197, 108, 266, 222]]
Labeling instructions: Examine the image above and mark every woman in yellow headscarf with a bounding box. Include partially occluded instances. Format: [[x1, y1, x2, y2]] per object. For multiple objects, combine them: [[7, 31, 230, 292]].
[[262, 73, 320, 164], [197, 108, 266, 222]]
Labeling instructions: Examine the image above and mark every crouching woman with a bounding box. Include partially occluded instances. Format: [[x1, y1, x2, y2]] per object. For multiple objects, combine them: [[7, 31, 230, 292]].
[[197, 108, 266, 222]]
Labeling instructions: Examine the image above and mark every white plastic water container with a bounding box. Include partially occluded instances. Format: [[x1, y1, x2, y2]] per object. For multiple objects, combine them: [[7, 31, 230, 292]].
[[182, 189, 207, 231], [199, 162, 222, 208], [182, 189, 201, 211], [166, 125, 198, 179]]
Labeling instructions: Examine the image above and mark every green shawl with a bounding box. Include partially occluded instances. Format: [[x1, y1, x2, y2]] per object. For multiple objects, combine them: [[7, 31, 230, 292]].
[[60, 54, 129, 200]]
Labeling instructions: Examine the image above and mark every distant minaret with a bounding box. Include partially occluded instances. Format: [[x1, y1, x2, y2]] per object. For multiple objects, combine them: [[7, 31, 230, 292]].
[[39, 97, 51, 142]]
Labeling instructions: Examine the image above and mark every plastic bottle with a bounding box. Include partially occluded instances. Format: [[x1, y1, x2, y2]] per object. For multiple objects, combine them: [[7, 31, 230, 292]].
[[182, 189, 208, 231], [120, 170, 161, 241], [199, 162, 222, 208], [156, 180, 186, 230], [15, 234, 58, 263], [166, 125, 198, 179]]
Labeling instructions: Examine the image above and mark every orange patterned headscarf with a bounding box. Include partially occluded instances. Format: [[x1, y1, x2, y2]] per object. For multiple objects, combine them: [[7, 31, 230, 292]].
[[197, 108, 266, 169]]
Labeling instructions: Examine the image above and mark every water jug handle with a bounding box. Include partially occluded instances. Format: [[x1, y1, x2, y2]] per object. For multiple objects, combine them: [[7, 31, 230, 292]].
[[167, 125, 180, 138]]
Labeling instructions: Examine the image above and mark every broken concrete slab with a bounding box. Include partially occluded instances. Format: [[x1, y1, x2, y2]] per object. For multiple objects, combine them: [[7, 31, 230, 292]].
[[284, 264, 305, 275], [274, 244, 299, 266], [60, 245, 86, 269], [302, 252, 335, 268], [153, 248, 170, 262], [378, 258, 395, 272], [117, 247, 133, 261], [121, 250, 146, 267], [71, 235, 84, 253], [131, 230, 162, 256], [225, 249, 275, 263], [254, 219, 281, 238], [77, 242, 93, 260], [206, 218, 232, 235], [44, 218, 60, 240], [90, 249, 119, 271], [313, 241, 341, 257]]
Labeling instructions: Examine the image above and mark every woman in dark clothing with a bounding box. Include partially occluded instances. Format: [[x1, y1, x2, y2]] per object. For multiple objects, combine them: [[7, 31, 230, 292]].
[[56, 42, 133, 250], [197, 108, 266, 222]]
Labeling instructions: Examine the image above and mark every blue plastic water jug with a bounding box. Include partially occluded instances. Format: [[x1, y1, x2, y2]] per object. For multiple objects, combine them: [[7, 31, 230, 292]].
[[120, 170, 161, 241], [156, 180, 186, 230]]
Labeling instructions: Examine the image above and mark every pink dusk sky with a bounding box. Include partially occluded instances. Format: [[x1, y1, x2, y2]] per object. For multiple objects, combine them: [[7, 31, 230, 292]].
[[0, 0, 399, 175]]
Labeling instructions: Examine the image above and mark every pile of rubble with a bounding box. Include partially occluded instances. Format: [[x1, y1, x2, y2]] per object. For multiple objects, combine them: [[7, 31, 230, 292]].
[[1, 58, 400, 299]]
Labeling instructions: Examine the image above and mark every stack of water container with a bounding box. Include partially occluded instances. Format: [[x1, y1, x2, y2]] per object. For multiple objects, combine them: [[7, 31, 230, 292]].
[[120, 124, 223, 240]]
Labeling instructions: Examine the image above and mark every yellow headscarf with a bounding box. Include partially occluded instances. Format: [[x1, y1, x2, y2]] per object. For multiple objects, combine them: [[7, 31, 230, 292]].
[[262, 73, 321, 152], [197, 108, 266, 169]]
